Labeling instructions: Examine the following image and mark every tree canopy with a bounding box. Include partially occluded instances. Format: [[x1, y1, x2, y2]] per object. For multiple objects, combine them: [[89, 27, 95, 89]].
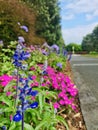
[[66, 43, 82, 53], [22, 0, 64, 46], [81, 25, 98, 52]]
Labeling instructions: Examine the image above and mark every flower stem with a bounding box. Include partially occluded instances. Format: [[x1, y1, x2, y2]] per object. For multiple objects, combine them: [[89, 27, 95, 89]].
[[22, 101, 24, 130], [15, 67, 19, 107]]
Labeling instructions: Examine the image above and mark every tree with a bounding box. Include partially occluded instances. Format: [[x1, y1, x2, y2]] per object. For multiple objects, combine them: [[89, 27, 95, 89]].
[[66, 43, 82, 53], [22, 0, 64, 46], [81, 34, 94, 52], [92, 25, 98, 51], [81, 25, 98, 52]]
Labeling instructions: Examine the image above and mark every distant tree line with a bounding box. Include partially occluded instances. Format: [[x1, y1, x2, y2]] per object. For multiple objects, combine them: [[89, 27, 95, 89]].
[[65, 43, 82, 53], [82, 25, 98, 52]]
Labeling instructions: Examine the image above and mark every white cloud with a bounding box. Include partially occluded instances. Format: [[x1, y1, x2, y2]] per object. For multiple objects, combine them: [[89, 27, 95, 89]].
[[86, 9, 98, 21], [62, 13, 75, 20], [62, 22, 98, 44], [63, 0, 98, 21], [66, 0, 98, 13]]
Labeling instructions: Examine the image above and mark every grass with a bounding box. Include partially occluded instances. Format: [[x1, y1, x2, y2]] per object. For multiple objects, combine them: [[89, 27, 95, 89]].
[[83, 54, 98, 58]]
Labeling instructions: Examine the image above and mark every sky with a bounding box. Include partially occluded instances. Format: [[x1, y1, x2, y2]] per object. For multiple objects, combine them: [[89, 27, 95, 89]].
[[59, 0, 98, 44]]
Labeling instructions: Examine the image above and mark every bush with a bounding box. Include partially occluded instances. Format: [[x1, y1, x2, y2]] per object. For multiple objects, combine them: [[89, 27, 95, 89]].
[[89, 51, 98, 54], [0, 0, 45, 47]]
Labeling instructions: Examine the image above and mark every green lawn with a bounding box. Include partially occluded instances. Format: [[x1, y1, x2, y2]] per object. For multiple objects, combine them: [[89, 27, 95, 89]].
[[83, 54, 98, 58]]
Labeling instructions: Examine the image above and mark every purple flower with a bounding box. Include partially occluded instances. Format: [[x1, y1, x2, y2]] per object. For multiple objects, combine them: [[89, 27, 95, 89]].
[[2, 126, 6, 130], [0, 40, 3, 46], [18, 36, 25, 43], [63, 49, 68, 56], [67, 53, 72, 61], [56, 62, 62, 69], [42, 70, 48, 75], [51, 44, 59, 53], [20, 25, 29, 32]]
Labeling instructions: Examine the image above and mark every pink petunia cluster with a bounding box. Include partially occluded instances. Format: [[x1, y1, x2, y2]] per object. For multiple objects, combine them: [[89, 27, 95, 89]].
[[0, 74, 13, 87], [44, 66, 78, 110]]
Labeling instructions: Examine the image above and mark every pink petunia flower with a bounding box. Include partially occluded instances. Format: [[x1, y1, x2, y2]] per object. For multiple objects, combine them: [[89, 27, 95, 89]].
[[6, 91, 12, 96], [53, 102, 60, 109]]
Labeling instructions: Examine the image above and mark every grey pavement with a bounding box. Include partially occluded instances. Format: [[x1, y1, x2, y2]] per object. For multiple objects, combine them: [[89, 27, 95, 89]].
[[70, 54, 98, 130]]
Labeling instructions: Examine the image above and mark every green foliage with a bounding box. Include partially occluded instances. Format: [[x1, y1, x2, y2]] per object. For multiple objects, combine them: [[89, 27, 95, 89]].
[[81, 25, 98, 52], [0, 41, 17, 75], [0, 0, 44, 46], [22, 0, 65, 46], [66, 43, 82, 53], [81, 33, 94, 52], [48, 52, 66, 71], [0, 46, 69, 129], [89, 51, 98, 54]]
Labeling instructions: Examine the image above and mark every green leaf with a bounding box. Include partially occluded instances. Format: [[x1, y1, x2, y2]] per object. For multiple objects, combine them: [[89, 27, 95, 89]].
[[50, 126, 56, 130], [35, 120, 47, 130], [4, 81, 16, 92], [24, 122, 34, 130], [0, 118, 9, 127], [9, 122, 16, 130], [38, 93, 43, 113], [3, 107, 15, 113], [0, 95, 12, 106], [56, 115, 69, 130]]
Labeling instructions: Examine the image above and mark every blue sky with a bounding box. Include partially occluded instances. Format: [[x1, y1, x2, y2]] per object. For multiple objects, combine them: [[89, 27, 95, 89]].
[[59, 0, 98, 44]]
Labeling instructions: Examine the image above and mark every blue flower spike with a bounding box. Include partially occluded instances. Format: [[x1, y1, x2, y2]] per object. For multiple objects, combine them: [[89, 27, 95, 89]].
[[30, 102, 38, 109], [13, 111, 22, 122], [31, 90, 38, 96], [13, 37, 39, 128]]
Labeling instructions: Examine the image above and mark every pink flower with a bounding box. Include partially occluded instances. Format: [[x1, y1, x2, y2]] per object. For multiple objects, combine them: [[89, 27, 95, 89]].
[[53, 102, 60, 109], [65, 76, 71, 83], [1, 81, 9, 87], [30, 66, 35, 71], [31, 75, 36, 80], [58, 92, 65, 98], [30, 81, 39, 87], [0, 74, 13, 87], [31, 96, 35, 100], [42, 83, 47, 86], [10, 115, 13, 121], [13, 86, 16, 89], [2, 102, 5, 105], [59, 100, 65, 105], [43, 76, 48, 79], [46, 91, 49, 95], [61, 81, 66, 89], [46, 81, 51, 85], [6, 91, 12, 96], [71, 104, 76, 110]]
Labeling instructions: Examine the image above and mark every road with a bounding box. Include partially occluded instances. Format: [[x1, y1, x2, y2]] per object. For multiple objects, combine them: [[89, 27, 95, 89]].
[[70, 55, 98, 130]]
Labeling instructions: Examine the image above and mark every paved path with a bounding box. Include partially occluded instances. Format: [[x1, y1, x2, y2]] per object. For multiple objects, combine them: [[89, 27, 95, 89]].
[[70, 55, 98, 130]]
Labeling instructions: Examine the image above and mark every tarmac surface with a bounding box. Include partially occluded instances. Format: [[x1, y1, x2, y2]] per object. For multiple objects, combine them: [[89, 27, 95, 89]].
[[70, 54, 98, 130]]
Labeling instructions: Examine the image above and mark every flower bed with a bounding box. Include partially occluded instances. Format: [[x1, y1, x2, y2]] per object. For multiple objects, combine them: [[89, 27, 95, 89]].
[[0, 42, 85, 130]]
